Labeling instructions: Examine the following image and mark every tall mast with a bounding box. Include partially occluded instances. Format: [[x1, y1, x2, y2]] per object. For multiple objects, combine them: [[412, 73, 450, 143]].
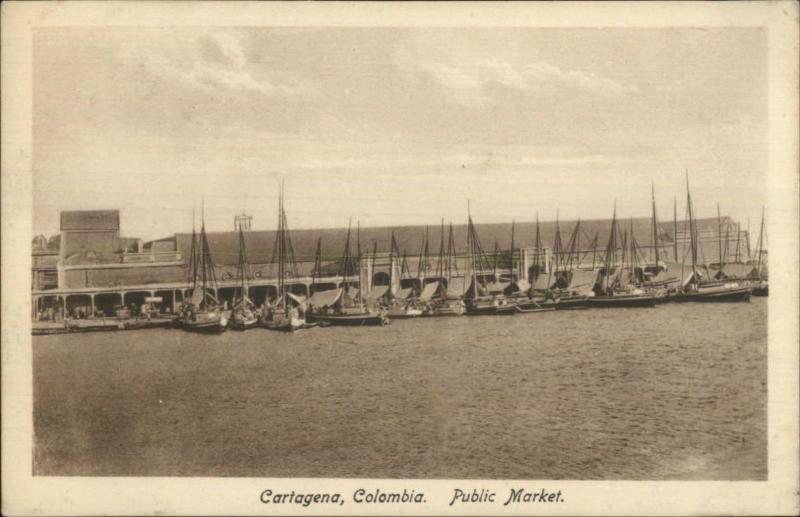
[[467, 201, 477, 297], [673, 197, 678, 262], [417, 226, 430, 281], [236, 224, 249, 301], [200, 199, 207, 304], [651, 183, 660, 266], [189, 207, 198, 290], [389, 230, 396, 296], [717, 203, 723, 270], [492, 240, 499, 281], [746, 217, 751, 260], [629, 218, 636, 280], [603, 202, 618, 292], [341, 219, 353, 294], [277, 182, 285, 306], [311, 237, 322, 296], [686, 173, 698, 277], [447, 222, 457, 282], [435, 219, 445, 280], [553, 211, 562, 273], [756, 206, 765, 279], [510, 220, 516, 279], [533, 212, 541, 279]]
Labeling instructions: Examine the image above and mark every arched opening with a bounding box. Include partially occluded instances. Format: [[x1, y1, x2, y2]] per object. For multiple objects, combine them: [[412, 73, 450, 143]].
[[310, 282, 337, 295], [95, 292, 122, 317], [372, 271, 390, 286], [217, 287, 237, 308], [400, 278, 422, 294], [287, 283, 309, 299], [250, 285, 270, 306], [122, 291, 151, 313], [34, 295, 63, 321], [65, 294, 92, 318], [154, 290, 176, 315]]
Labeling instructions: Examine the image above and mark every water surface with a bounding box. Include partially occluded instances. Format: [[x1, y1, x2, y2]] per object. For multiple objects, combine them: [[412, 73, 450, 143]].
[[33, 299, 767, 479]]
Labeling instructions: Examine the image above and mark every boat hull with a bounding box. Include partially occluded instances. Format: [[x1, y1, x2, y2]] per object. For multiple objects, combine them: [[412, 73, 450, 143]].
[[672, 286, 752, 303], [264, 316, 307, 332], [465, 299, 517, 316], [515, 301, 556, 314], [426, 302, 466, 317], [181, 320, 228, 333], [751, 281, 768, 297], [307, 312, 389, 326], [586, 294, 658, 308], [180, 311, 228, 333], [386, 308, 424, 319], [230, 317, 260, 331]]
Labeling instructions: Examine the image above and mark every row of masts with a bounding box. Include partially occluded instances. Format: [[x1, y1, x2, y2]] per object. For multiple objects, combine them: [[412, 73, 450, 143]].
[[187, 182, 767, 301]]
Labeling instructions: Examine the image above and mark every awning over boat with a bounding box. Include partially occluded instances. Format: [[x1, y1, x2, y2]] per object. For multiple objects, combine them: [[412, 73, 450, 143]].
[[505, 278, 530, 294], [486, 281, 510, 294], [189, 288, 205, 305], [307, 288, 342, 308], [365, 284, 389, 302], [346, 286, 360, 300], [568, 269, 599, 294], [395, 287, 414, 300], [446, 277, 467, 299], [233, 295, 254, 309], [286, 292, 305, 305], [419, 281, 440, 302], [719, 263, 758, 279], [681, 269, 707, 288], [532, 274, 553, 291], [646, 270, 679, 286]]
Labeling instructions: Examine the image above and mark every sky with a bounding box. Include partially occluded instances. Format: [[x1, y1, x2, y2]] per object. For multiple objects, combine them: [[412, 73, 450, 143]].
[[32, 27, 767, 241]]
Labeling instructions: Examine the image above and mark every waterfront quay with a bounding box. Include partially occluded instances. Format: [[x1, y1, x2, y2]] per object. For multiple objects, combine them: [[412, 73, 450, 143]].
[[32, 209, 753, 320]]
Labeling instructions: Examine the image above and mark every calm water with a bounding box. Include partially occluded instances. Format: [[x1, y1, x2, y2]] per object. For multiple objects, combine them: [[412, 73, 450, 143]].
[[33, 299, 767, 479]]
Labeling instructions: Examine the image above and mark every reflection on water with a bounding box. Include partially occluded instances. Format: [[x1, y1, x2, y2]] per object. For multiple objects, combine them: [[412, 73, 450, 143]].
[[33, 299, 766, 479]]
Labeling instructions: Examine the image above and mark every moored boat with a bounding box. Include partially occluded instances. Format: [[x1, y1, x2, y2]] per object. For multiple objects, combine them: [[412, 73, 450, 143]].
[[462, 204, 516, 316], [230, 224, 260, 330], [179, 206, 228, 333], [263, 182, 311, 332], [307, 221, 389, 327]]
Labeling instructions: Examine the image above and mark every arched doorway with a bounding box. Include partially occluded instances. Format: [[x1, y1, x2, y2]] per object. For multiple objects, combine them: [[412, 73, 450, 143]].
[[95, 292, 122, 317]]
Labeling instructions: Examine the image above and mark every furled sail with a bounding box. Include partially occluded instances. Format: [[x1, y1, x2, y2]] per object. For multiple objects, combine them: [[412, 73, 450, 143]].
[[419, 281, 440, 302], [307, 288, 342, 308]]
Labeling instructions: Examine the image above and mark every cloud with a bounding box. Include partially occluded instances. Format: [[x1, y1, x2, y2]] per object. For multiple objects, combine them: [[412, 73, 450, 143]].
[[416, 58, 633, 106], [184, 62, 293, 96], [124, 31, 305, 97]]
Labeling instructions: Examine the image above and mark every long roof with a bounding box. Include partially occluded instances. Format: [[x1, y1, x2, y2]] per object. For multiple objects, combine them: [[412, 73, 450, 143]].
[[167, 216, 741, 266]]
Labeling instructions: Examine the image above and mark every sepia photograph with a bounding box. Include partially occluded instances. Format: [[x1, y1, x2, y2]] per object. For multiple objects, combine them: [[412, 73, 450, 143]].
[[3, 1, 798, 516]]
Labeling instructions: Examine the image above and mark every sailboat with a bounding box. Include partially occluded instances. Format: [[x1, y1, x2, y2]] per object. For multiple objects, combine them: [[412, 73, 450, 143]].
[[384, 230, 425, 318], [425, 221, 466, 316], [642, 184, 679, 292], [306, 221, 389, 326], [587, 205, 659, 308], [750, 208, 768, 297], [524, 214, 589, 310], [463, 205, 516, 316], [179, 206, 229, 333], [230, 224, 259, 330], [263, 183, 309, 332], [672, 176, 751, 303]]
